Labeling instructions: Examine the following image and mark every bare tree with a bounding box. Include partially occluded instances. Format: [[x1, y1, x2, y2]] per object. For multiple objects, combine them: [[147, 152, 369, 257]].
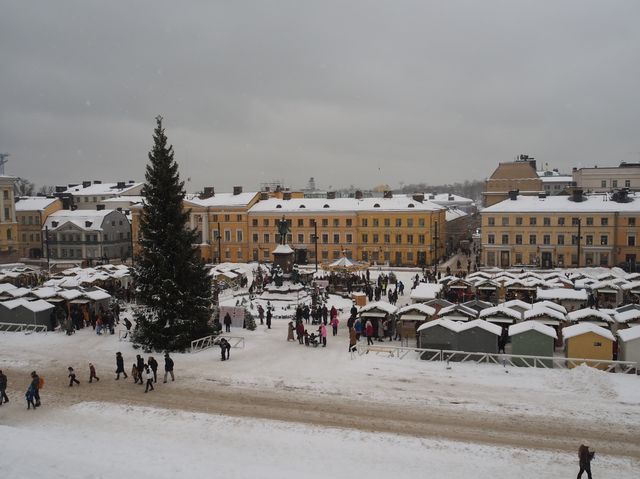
[[14, 177, 35, 196], [37, 185, 56, 196]]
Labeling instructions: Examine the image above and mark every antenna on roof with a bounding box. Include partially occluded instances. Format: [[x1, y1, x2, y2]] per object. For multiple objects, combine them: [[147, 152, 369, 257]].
[[0, 153, 9, 175]]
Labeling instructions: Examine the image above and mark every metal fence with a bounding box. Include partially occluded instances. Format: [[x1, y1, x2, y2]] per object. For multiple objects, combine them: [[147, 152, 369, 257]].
[[359, 345, 638, 374], [0, 322, 48, 334], [191, 334, 245, 353]]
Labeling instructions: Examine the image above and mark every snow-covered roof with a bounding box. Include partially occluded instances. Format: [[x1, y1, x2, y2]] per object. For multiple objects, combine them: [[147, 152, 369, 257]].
[[509, 321, 557, 339], [533, 300, 567, 314], [445, 208, 468, 222], [15, 196, 60, 212], [613, 309, 640, 324], [0, 298, 55, 312], [479, 305, 522, 320], [460, 319, 502, 336], [64, 181, 142, 196], [617, 326, 640, 342], [7, 287, 31, 298], [185, 192, 258, 208], [57, 289, 83, 300], [397, 303, 436, 317], [524, 305, 566, 322], [536, 288, 588, 301], [482, 193, 640, 213], [590, 280, 622, 292], [31, 287, 59, 299], [503, 299, 533, 311], [417, 318, 461, 333], [249, 197, 444, 213], [0, 283, 17, 293], [562, 323, 615, 342], [422, 193, 474, 205], [620, 281, 640, 291], [44, 210, 118, 231], [359, 301, 397, 315], [567, 308, 613, 323], [437, 304, 478, 319], [410, 283, 443, 301]]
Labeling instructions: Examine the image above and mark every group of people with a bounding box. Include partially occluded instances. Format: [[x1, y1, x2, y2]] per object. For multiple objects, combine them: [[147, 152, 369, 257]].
[[115, 352, 175, 393]]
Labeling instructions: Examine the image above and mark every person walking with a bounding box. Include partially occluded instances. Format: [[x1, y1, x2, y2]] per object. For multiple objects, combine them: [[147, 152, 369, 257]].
[[89, 363, 99, 383], [143, 365, 154, 393], [354, 318, 362, 341], [349, 327, 357, 352], [148, 356, 158, 383], [287, 321, 295, 341], [0, 370, 8, 405], [365, 320, 374, 346], [318, 323, 327, 347], [30, 371, 41, 407], [68, 367, 80, 387], [330, 315, 339, 336], [115, 352, 128, 380], [219, 338, 231, 361], [296, 320, 305, 344], [266, 308, 272, 329], [136, 355, 145, 384], [163, 353, 175, 383], [258, 304, 264, 325], [131, 363, 141, 384], [223, 312, 232, 332], [577, 444, 595, 479], [25, 384, 36, 410]]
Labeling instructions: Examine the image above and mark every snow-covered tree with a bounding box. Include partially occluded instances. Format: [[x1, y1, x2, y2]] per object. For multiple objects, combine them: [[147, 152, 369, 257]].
[[132, 116, 212, 351]]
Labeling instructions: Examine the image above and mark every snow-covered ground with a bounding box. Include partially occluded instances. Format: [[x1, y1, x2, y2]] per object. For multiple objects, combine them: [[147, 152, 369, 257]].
[[1, 267, 640, 477]]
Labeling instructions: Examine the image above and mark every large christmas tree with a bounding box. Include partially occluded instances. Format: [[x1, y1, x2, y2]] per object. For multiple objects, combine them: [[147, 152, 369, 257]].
[[132, 116, 212, 351]]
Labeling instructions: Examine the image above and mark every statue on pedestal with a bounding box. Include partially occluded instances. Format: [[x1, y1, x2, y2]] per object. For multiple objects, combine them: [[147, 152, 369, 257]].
[[277, 215, 290, 245]]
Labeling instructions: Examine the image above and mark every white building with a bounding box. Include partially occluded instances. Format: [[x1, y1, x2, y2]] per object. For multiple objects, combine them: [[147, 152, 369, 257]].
[[62, 180, 143, 210]]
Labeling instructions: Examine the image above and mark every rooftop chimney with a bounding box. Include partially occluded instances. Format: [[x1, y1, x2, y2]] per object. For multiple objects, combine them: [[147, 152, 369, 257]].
[[85, 221, 93, 227], [412, 193, 424, 203], [355, 190, 363, 200], [508, 190, 519, 201], [383, 190, 393, 199], [327, 191, 336, 200], [93, 180, 102, 184], [571, 189, 584, 203], [82, 181, 91, 188], [96, 204, 105, 211], [283, 192, 292, 200], [116, 181, 126, 189], [233, 186, 243, 196], [51, 221, 59, 228], [200, 187, 215, 199], [260, 192, 269, 201]]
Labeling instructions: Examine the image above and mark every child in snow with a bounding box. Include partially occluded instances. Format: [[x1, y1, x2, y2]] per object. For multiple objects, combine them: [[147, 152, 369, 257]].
[[89, 363, 99, 383], [68, 367, 80, 387], [131, 363, 141, 384], [25, 385, 36, 410]]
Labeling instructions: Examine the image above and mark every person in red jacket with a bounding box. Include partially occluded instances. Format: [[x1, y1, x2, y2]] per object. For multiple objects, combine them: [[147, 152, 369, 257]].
[[365, 320, 374, 345]]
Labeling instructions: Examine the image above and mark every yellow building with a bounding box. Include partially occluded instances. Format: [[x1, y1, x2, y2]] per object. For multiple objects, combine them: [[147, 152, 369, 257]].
[[0, 176, 18, 259], [248, 194, 446, 266], [15, 196, 63, 259], [563, 323, 614, 369], [480, 190, 640, 269]]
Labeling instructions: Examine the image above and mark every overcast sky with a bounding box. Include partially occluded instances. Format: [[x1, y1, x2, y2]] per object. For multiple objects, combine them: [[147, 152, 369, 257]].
[[1, 1, 639, 193]]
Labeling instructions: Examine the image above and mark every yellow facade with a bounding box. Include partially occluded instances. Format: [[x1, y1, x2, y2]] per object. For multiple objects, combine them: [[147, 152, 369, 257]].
[[16, 198, 63, 259], [0, 177, 18, 257], [481, 195, 639, 268], [565, 332, 613, 369]]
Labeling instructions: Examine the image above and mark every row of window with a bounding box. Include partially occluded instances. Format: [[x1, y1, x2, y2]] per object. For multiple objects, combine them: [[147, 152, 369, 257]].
[[50, 232, 131, 242], [19, 215, 40, 225], [487, 216, 633, 227], [21, 233, 41, 242], [601, 179, 632, 188], [486, 251, 612, 267], [487, 233, 635, 247]]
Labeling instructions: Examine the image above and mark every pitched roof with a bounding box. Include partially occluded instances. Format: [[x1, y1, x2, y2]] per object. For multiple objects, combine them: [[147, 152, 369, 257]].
[[44, 210, 119, 231], [536, 288, 588, 301], [249, 197, 444, 213], [482, 193, 640, 213], [185, 192, 258, 208], [617, 326, 640, 342], [566, 308, 613, 323], [509, 321, 557, 339], [15, 196, 60, 212], [562, 323, 615, 342]]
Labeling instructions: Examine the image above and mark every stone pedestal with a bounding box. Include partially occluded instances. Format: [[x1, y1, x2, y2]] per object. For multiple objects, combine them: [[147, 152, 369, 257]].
[[272, 244, 295, 274]]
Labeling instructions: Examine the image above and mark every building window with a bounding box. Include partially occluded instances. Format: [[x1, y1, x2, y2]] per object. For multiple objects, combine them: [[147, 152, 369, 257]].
[[488, 234, 495, 244], [263, 219, 269, 227], [501, 234, 509, 245], [362, 233, 369, 244], [321, 250, 329, 260], [372, 219, 379, 227], [601, 217, 608, 226], [515, 252, 523, 264], [629, 218, 636, 226], [6, 229, 11, 240], [407, 219, 414, 227], [488, 217, 495, 226], [4, 208, 9, 221], [297, 219, 304, 227], [515, 235, 522, 245], [407, 235, 413, 244], [625, 180, 631, 188], [395, 234, 402, 244], [407, 252, 413, 262], [529, 235, 537, 245], [252, 234, 258, 243], [333, 250, 341, 259], [558, 217, 565, 226], [557, 235, 564, 245], [600, 252, 609, 266], [223, 215, 229, 222], [418, 218, 425, 227], [601, 180, 607, 188], [515, 217, 523, 226], [333, 234, 340, 244], [346, 219, 352, 227], [487, 251, 496, 266], [321, 219, 328, 227], [263, 250, 269, 259], [297, 234, 304, 243], [600, 235, 608, 246], [263, 233, 270, 243], [529, 218, 537, 226], [346, 234, 352, 243], [418, 234, 425, 244], [333, 218, 340, 227], [322, 234, 328, 244], [384, 234, 390, 244], [395, 218, 402, 227], [362, 219, 368, 227], [501, 217, 509, 226], [384, 218, 390, 227], [612, 180, 618, 188], [236, 230, 243, 242], [252, 219, 258, 227], [236, 214, 242, 221], [543, 217, 550, 226], [572, 217, 580, 226], [586, 217, 593, 226], [628, 236, 636, 247], [586, 235, 593, 245], [543, 235, 550, 245], [224, 230, 231, 241]]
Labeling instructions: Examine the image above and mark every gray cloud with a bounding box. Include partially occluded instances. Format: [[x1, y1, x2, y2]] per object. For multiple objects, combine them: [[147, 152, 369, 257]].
[[1, 1, 639, 192]]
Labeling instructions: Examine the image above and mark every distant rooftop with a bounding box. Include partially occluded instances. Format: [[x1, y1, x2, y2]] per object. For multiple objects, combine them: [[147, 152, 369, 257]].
[[63, 181, 142, 196], [15, 196, 59, 212]]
